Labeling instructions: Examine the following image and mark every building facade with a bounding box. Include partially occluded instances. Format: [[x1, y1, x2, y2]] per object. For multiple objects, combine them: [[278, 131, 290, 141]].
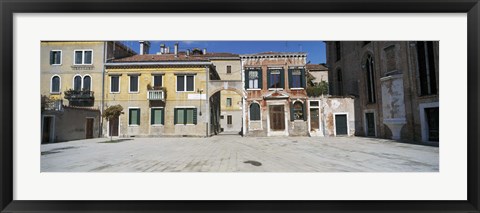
[[326, 41, 439, 143], [306, 63, 329, 84], [103, 44, 227, 137], [241, 52, 309, 137], [40, 41, 135, 142]]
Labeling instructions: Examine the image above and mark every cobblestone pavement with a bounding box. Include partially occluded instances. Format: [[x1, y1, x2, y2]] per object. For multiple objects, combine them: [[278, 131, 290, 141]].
[[41, 136, 439, 172]]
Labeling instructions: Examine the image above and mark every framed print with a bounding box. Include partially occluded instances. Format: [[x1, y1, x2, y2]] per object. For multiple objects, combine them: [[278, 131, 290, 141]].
[[1, 0, 479, 212]]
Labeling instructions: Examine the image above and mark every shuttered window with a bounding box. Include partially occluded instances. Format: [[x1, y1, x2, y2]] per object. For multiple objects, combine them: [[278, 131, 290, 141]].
[[129, 108, 140, 125], [83, 76, 91, 91], [245, 69, 262, 89], [51, 76, 60, 93], [110, 76, 120, 93], [74, 50, 93, 65], [151, 108, 164, 125], [174, 108, 197, 125], [74, 76, 82, 91], [249, 103, 261, 121], [129, 75, 139, 92], [50, 51, 61, 65], [153, 75, 162, 89], [177, 75, 195, 92]]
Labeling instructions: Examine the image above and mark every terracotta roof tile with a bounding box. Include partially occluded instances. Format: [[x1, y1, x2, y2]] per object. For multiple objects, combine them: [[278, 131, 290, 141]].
[[306, 64, 328, 71], [110, 52, 239, 63]]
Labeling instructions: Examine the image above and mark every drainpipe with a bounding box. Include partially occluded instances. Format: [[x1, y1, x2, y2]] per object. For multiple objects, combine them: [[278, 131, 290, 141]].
[[100, 42, 107, 138], [205, 66, 210, 137]]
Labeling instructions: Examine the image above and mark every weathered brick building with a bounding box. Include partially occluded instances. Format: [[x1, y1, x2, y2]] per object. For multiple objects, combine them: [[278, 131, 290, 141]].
[[326, 41, 439, 143], [241, 52, 308, 137]]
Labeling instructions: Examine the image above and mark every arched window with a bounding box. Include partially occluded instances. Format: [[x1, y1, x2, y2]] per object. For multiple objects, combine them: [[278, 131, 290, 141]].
[[416, 41, 437, 96], [337, 69, 343, 96], [74, 76, 82, 91], [365, 55, 376, 103], [249, 103, 261, 121], [51, 76, 60, 93], [293, 101, 304, 120], [83, 76, 91, 91]]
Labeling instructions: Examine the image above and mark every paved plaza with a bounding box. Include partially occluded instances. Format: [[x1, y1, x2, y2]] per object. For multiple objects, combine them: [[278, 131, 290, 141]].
[[41, 136, 439, 172]]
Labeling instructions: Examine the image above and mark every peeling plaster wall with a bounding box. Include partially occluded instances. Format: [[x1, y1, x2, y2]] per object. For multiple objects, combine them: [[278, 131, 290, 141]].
[[320, 97, 356, 137]]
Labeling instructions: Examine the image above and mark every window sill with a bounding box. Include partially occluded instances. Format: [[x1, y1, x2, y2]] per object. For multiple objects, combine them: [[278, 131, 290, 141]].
[[128, 91, 140, 94], [246, 88, 261, 91], [50, 92, 61, 95], [249, 120, 261, 122], [175, 124, 197, 126], [51, 64, 62, 66], [268, 88, 284, 91], [128, 125, 140, 127], [110, 92, 121, 94], [151, 124, 164, 127], [290, 88, 305, 90]]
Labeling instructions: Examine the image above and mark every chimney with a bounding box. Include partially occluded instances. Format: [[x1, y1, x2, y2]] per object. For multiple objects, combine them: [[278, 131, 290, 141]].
[[139, 41, 150, 55], [202, 48, 207, 55], [174, 43, 179, 57], [160, 43, 166, 54]]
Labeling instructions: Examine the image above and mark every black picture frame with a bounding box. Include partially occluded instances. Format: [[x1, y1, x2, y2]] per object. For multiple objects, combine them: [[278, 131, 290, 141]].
[[1, 0, 479, 212]]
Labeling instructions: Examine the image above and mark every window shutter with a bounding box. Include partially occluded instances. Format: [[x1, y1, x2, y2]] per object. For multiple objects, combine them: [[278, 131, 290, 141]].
[[50, 51, 54, 65], [162, 108, 165, 125], [301, 69, 306, 88], [193, 108, 198, 125], [137, 109, 141, 125], [150, 109, 154, 125], [267, 70, 271, 88], [257, 69, 263, 89], [244, 70, 249, 89], [303, 102, 307, 121], [288, 69, 293, 89], [280, 69, 285, 89], [174, 109, 177, 124], [290, 102, 295, 121]]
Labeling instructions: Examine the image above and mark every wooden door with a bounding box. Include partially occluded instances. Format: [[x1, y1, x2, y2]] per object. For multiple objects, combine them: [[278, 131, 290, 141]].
[[42, 116, 52, 143], [335, 114, 348, 135], [86, 118, 94, 139], [365, 113, 375, 136], [269, 105, 285, 131], [310, 109, 319, 130], [426, 107, 439, 142], [109, 116, 119, 136]]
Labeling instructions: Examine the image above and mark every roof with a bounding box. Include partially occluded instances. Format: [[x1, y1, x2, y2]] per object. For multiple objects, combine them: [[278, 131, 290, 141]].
[[110, 52, 239, 63], [306, 64, 328, 71], [240, 52, 307, 57]]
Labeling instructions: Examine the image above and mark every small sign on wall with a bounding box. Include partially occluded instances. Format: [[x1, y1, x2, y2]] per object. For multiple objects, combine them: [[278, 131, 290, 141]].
[[188, 94, 207, 100]]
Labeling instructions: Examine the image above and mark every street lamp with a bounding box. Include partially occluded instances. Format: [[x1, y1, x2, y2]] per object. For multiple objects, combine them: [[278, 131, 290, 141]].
[[197, 88, 203, 116]]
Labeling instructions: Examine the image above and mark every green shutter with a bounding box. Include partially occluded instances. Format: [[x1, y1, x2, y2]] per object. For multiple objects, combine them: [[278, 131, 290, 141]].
[[258, 69, 263, 89], [303, 102, 307, 121], [244, 70, 249, 89], [150, 108, 154, 125], [137, 109, 141, 125], [290, 102, 295, 121], [280, 69, 285, 89], [193, 108, 198, 125], [301, 69, 306, 88], [162, 108, 165, 125], [288, 69, 293, 89], [174, 108, 178, 124], [267, 70, 271, 88], [50, 51, 54, 65]]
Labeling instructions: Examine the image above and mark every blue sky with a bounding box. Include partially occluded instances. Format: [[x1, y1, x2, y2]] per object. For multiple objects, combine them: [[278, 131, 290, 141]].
[[121, 41, 326, 64]]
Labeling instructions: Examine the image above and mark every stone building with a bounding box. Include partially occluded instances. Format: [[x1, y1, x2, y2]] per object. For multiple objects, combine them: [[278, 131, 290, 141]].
[[40, 41, 135, 142], [306, 63, 329, 84], [208, 51, 243, 134], [326, 41, 439, 143], [103, 43, 229, 137], [241, 52, 308, 137]]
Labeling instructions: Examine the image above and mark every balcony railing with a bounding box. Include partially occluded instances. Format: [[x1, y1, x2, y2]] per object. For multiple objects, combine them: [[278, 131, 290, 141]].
[[147, 90, 165, 101], [64, 89, 95, 107]]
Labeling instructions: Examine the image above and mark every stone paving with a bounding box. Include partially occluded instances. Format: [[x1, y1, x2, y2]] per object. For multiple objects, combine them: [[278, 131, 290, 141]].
[[41, 136, 439, 172]]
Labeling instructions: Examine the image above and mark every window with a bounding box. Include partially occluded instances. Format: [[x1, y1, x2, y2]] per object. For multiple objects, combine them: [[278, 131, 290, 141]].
[[151, 108, 164, 125], [226, 98, 232, 107], [249, 103, 260, 121], [50, 50, 61, 65], [365, 55, 376, 103], [268, 69, 284, 89], [129, 75, 139, 93], [335, 41, 341, 61], [227, 115, 233, 125], [74, 76, 82, 91], [83, 76, 91, 91], [292, 102, 305, 120], [227, 65, 232, 74], [246, 69, 261, 89], [176, 75, 195, 92], [174, 108, 197, 125], [129, 108, 140, 126], [337, 69, 343, 96], [153, 75, 162, 89], [417, 41, 437, 96], [51, 76, 60, 93], [289, 68, 305, 88], [110, 76, 120, 93], [74, 50, 93, 65]]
